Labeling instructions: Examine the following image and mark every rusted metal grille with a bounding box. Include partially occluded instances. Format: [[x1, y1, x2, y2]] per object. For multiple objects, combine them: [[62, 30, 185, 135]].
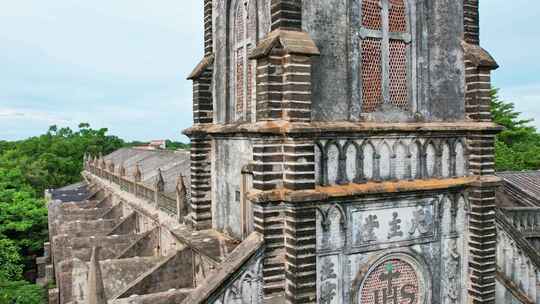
[[361, 38, 383, 113], [246, 44, 254, 118], [235, 5, 244, 43], [235, 47, 244, 114], [389, 0, 407, 33], [362, 0, 382, 30], [235, 5, 245, 115], [389, 40, 409, 110]]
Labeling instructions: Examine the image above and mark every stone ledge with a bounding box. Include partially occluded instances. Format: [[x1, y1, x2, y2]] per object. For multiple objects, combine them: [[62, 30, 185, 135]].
[[187, 54, 214, 80], [183, 121, 503, 137], [462, 41, 499, 69], [249, 29, 320, 59], [248, 176, 479, 204]]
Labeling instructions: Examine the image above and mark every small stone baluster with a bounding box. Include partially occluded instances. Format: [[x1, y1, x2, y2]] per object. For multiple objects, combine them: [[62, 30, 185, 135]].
[[512, 250, 519, 283], [505, 241, 513, 276], [529, 262, 536, 301], [520, 252, 530, 294], [536, 270, 540, 304]]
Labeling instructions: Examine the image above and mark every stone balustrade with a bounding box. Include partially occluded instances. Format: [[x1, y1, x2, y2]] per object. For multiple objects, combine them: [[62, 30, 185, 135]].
[[85, 162, 184, 220], [497, 210, 540, 303], [314, 135, 469, 186], [502, 208, 540, 237]]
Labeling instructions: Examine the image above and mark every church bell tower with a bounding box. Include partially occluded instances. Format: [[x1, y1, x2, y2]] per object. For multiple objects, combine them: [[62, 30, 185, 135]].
[[185, 0, 500, 303]]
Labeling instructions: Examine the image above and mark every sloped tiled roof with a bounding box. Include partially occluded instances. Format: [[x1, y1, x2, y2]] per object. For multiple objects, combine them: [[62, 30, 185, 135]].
[[497, 171, 540, 206], [50, 183, 90, 202]]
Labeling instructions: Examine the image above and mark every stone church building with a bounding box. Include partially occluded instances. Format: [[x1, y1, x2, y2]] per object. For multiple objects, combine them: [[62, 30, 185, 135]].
[[37, 0, 540, 303]]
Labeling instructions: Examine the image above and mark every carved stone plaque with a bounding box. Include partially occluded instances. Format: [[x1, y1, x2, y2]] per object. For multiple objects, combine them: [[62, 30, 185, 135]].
[[351, 198, 438, 250], [359, 258, 421, 304]]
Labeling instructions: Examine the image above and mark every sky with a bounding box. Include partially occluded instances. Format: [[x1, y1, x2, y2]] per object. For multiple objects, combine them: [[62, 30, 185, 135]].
[[0, 0, 538, 142]]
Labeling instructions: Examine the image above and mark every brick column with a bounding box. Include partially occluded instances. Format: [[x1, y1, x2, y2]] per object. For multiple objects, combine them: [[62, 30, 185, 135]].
[[463, 0, 479, 45], [203, 0, 213, 56], [185, 0, 214, 230], [271, 0, 302, 31], [283, 139, 315, 191], [468, 179, 499, 303], [255, 47, 286, 121], [252, 32, 317, 122], [464, 58, 497, 122], [189, 136, 212, 230], [284, 205, 317, 303], [253, 203, 286, 296], [191, 64, 214, 124], [282, 54, 313, 122], [465, 66, 500, 304], [462, 3, 501, 301], [252, 139, 284, 191]]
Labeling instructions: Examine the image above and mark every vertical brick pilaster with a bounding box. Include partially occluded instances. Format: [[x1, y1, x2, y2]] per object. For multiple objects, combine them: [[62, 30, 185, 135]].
[[255, 49, 314, 122], [468, 133, 496, 176], [185, 1, 214, 230], [253, 139, 284, 191], [256, 48, 286, 121], [283, 139, 315, 191], [467, 129, 500, 303], [284, 206, 317, 304], [254, 203, 286, 297], [463, 0, 480, 45], [192, 66, 214, 124], [282, 54, 313, 122], [203, 0, 213, 56], [465, 63, 493, 122], [271, 0, 302, 31], [468, 181, 498, 304], [189, 136, 212, 230]]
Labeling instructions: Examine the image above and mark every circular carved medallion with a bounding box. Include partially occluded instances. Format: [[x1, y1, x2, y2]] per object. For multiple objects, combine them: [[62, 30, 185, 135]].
[[359, 258, 421, 304]]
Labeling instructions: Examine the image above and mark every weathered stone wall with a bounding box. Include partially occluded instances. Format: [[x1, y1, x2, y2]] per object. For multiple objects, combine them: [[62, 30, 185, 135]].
[[211, 0, 465, 123], [212, 138, 253, 239], [212, 0, 271, 124], [208, 251, 264, 303], [315, 192, 469, 304]]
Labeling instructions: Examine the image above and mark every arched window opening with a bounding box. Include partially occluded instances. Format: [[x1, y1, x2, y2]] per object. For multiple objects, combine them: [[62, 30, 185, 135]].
[[360, 0, 412, 113]]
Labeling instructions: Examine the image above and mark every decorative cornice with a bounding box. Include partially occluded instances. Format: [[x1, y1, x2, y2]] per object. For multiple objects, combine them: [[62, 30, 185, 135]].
[[183, 121, 503, 137], [248, 176, 478, 204]]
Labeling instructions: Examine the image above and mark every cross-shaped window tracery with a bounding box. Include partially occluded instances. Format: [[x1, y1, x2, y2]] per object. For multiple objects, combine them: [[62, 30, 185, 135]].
[[360, 0, 412, 113]]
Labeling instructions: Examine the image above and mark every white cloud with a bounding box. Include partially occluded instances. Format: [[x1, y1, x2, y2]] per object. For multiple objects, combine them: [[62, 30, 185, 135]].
[[498, 84, 540, 129], [0, 107, 71, 124]]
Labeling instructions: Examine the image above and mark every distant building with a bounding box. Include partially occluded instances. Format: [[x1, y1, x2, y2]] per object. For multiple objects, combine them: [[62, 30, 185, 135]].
[[36, 1, 540, 304], [134, 140, 167, 150], [149, 140, 166, 150]]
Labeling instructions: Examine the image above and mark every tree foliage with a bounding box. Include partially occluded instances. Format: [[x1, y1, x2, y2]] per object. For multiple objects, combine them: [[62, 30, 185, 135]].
[[0, 124, 125, 303], [0, 280, 45, 304], [0, 123, 125, 195], [491, 89, 540, 171]]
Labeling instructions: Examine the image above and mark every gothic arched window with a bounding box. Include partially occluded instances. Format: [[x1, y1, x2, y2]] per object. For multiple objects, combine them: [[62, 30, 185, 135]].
[[360, 0, 412, 113], [233, 0, 256, 121]]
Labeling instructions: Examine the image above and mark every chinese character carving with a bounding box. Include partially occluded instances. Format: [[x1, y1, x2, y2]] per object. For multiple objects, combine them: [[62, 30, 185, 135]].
[[388, 212, 404, 239], [409, 207, 433, 236], [362, 214, 380, 243]]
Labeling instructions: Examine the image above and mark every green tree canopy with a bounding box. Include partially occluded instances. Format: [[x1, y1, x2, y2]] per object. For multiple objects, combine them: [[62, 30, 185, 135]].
[[491, 88, 540, 171]]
